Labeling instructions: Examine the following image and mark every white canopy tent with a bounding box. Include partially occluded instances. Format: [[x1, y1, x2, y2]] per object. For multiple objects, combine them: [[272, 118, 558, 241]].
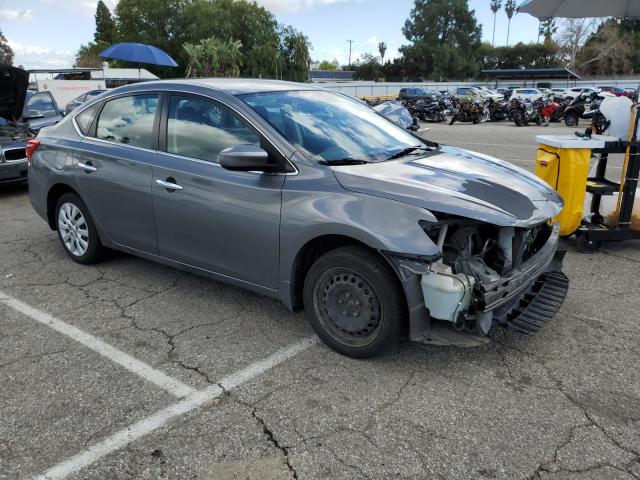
[[518, 0, 640, 20]]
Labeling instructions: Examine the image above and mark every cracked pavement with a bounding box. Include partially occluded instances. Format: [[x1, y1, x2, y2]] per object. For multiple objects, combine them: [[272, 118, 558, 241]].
[[2, 121, 640, 479]]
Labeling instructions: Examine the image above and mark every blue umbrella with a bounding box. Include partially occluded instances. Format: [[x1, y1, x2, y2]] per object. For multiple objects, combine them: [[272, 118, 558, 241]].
[[99, 42, 178, 68]]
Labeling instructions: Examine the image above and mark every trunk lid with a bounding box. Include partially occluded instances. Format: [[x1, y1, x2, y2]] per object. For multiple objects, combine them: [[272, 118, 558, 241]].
[[0, 65, 29, 122]]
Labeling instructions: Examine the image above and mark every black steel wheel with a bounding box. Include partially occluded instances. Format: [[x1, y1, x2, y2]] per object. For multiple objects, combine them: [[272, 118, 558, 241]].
[[303, 246, 405, 358]]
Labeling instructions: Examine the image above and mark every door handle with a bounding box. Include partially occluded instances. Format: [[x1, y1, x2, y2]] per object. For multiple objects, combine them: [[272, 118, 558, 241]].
[[77, 162, 97, 172], [156, 178, 183, 191]]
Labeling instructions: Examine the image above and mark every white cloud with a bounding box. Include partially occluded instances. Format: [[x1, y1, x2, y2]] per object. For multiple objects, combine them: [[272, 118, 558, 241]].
[[254, 0, 365, 14], [0, 9, 35, 20], [38, 0, 116, 16], [8, 38, 75, 69]]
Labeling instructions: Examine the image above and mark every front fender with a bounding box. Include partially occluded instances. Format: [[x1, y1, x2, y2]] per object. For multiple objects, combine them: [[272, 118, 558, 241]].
[[278, 162, 441, 309]]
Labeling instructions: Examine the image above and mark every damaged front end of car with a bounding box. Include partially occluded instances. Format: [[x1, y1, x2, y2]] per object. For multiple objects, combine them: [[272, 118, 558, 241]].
[[385, 214, 568, 344]]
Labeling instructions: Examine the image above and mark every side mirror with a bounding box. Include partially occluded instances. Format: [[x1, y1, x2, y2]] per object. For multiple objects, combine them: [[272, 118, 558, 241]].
[[219, 144, 271, 172]]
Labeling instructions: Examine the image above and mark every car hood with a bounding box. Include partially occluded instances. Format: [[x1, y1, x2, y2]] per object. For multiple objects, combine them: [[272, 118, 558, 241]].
[[0, 65, 29, 122], [331, 145, 563, 227]]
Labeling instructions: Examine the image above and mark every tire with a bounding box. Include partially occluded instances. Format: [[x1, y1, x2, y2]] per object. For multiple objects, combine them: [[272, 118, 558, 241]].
[[55, 192, 106, 265], [303, 246, 405, 358], [565, 112, 579, 127], [472, 115, 480, 124], [513, 110, 524, 126], [449, 115, 456, 125], [535, 115, 542, 125]]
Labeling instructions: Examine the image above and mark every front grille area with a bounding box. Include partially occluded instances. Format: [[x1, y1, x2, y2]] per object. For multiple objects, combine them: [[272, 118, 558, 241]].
[[3, 148, 27, 162]]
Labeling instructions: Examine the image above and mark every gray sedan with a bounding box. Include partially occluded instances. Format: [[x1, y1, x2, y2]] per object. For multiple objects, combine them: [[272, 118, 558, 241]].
[[27, 79, 568, 357]]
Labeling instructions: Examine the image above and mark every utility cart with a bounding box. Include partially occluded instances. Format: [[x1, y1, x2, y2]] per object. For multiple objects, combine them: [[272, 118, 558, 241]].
[[535, 129, 640, 250]]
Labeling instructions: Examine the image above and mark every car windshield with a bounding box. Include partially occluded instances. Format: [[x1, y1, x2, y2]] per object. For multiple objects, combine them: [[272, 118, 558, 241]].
[[238, 90, 429, 163]]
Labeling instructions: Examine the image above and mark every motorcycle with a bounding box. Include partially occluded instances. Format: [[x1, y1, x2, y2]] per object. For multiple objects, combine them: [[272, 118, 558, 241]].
[[449, 98, 483, 125], [511, 97, 542, 126], [408, 99, 446, 123], [486, 98, 511, 121], [538, 95, 566, 124], [563, 91, 609, 127]]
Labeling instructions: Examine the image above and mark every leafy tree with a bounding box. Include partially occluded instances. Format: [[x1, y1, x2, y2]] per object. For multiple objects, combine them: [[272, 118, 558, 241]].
[[178, 0, 280, 78], [279, 26, 311, 82], [353, 53, 382, 80], [115, 0, 185, 76], [94, 1, 116, 44], [490, 0, 502, 46], [317, 60, 337, 71], [378, 41, 387, 64], [576, 20, 633, 75], [401, 0, 482, 80], [480, 41, 560, 70], [183, 37, 242, 77], [504, 0, 516, 46], [75, 41, 111, 67], [0, 28, 13, 65]]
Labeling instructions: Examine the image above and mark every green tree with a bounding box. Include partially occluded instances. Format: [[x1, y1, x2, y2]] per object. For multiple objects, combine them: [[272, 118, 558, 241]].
[[480, 41, 560, 70], [490, 0, 502, 46], [94, 1, 115, 44], [538, 19, 557, 43], [401, 0, 482, 80], [504, 0, 516, 46], [178, 0, 281, 78], [378, 41, 387, 64], [353, 53, 382, 80], [318, 60, 337, 70], [115, 0, 185, 76], [75, 40, 111, 67], [183, 37, 243, 77], [0, 28, 13, 65], [279, 26, 311, 82]]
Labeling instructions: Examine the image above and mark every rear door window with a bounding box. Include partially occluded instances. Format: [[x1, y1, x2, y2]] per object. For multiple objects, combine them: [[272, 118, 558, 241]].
[[165, 95, 259, 163], [96, 94, 159, 148], [75, 102, 101, 135]]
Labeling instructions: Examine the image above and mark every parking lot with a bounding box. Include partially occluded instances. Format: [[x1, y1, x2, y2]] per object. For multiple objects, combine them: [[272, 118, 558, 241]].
[[2, 121, 640, 480]]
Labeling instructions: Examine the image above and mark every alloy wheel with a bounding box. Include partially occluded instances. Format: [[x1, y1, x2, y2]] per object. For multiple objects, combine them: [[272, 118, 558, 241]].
[[58, 202, 89, 257]]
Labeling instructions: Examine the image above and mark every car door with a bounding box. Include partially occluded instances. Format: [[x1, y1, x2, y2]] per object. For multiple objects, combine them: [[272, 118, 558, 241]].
[[72, 93, 160, 253], [151, 93, 285, 289]]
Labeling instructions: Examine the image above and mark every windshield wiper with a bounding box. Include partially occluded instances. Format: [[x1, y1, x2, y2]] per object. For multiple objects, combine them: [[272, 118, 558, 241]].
[[319, 158, 370, 166], [387, 146, 432, 160]]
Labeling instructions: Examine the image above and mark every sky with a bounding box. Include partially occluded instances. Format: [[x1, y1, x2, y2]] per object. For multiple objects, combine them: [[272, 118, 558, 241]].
[[1, 0, 543, 70]]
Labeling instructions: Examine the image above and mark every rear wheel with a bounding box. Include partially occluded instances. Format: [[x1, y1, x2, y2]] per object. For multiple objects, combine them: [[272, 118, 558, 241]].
[[55, 193, 105, 264], [303, 246, 405, 358], [565, 112, 579, 127], [513, 110, 524, 126]]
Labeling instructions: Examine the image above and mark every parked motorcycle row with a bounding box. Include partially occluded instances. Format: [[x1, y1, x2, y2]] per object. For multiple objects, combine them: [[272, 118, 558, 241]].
[[364, 88, 616, 133]]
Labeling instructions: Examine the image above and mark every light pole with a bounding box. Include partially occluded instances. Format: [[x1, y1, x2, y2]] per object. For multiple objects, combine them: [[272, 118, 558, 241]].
[[347, 40, 354, 68]]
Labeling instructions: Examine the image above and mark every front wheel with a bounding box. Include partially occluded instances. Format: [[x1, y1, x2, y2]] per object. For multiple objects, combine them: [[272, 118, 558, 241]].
[[303, 246, 405, 358], [565, 112, 579, 127], [55, 193, 106, 264]]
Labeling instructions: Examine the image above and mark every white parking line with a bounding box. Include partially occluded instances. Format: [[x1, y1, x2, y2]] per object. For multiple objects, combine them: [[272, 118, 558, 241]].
[[0, 289, 195, 398], [33, 336, 317, 480]]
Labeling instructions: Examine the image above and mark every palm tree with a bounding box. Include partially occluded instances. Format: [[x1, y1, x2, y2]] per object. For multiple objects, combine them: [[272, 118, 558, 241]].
[[490, 0, 502, 47], [378, 41, 387, 64], [539, 19, 558, 44], [505, 0, 517, 46], [215, 38, 243, 77]]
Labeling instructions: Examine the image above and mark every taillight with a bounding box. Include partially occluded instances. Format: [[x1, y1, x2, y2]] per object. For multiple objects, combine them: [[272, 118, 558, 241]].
[[25, 139, 41, 166]]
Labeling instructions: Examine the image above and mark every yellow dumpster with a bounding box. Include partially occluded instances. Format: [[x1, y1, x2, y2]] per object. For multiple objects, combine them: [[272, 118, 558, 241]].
[[534, 135, 603, 237]]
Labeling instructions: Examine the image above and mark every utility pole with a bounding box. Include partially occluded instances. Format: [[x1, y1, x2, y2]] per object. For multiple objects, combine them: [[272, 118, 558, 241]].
[[347, 40, 354, 68]]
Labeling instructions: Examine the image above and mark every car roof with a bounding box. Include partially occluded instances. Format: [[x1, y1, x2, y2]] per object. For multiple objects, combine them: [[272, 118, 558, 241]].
[[116, 78, 322, 96]]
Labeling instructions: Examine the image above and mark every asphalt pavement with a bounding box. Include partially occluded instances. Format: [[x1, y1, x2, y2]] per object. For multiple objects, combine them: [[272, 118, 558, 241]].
[[1, 121, 640, 480]]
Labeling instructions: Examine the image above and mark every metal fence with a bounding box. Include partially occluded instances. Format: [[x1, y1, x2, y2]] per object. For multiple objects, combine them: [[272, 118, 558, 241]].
[[318, 79, 640, 98]]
